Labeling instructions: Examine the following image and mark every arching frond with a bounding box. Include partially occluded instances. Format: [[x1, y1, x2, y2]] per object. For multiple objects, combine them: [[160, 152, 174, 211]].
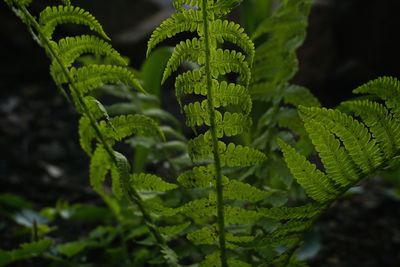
[[99, 114, 164, 143], [300, 107, 383, 173], [303, 119, 360, 186], [147, 1, 258, 265], [71, 65, 145, 94], [178, 165, 220, 189], [39, 5, 109, 40], [223, 180, 271, 202], [89, 145, 111, 193], [79, 116, 96, 155], [279, 140, 338, 203], [210, 19, 255, 64], [353, 76, 400, 114], [342, 99, 400, 158], [210, 49, 251, 86], [188, 134, 266, 167], [130, 173, 177, 192], [147, 10, 201, 57], [162, 38, 203, 84], [50, 35, 127, 83], [261, 203, 322, 221]]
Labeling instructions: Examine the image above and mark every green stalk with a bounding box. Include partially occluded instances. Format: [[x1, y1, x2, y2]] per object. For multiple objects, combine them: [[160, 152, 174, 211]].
[[16, 3, 171, 259], [201, 1, 228, 266]]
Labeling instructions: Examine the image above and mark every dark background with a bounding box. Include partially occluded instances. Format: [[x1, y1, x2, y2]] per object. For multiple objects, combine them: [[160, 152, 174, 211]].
[[1, 0, 400, 266]]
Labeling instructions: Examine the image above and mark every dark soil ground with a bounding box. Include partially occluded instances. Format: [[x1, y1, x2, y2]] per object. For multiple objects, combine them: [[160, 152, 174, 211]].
[[1, 0, 400, 266]]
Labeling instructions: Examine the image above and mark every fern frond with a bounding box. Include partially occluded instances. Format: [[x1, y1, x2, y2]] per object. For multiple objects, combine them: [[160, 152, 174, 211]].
[[210, 19, 255, 64], [300, 107, 383, 173], [188, 134, 266, 167], [89, 145, 111, 193], [278, 140, 339, 203], [223, 180, 271, 202], [112, 151, 131, 200], [145, 198, 179, 217], [57, 35, 126, 66], [284, 85, 320, 107], [177, 165, 229, 189], [353, 76, 400, 114], [224, 206, 262, 225], [210, 49, 251, 86], [159, 222, 191, 237], [250, 0, 312, 99], [342, 100, 400, 158], [211, 0, 243, 17], [303, 119, 360, 186], [147, 10, 201, 57], [50, 35, 127, 83], [271, 220, 312, 240], [187, 225, 218, 246], [176, 76, 252, 114], [184, 101, 251, 137], [5, 0, 32, 7], [260, 204, 322, 221], [99, 114, 164, 143], [179, 198, 216, 222], [39, 5, 110, 40], [162, 38, 204, 84], [79, 116, 96, 155], [71, 65, 145, 94], [77, 96, 110, 155], [200, 252, 251, 267], [148, 1, 256, 265], [130, 173, 177, 192]]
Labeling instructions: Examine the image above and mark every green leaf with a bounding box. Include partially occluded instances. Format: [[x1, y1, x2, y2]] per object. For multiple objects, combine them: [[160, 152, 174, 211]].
[[130, 173, 177, 192], [57, 240, 88, 257], [260, 204, 322, 221], [113, 152, 131, 200], [188, 134, 266, 167], [0, 240, 53, 266], [200, 252, 251, 267], [162, 38, 203, 84], [224, 206, 263, 225], [177, 165, 229, 189], [140, 47, 173, 98], [71, 64, 145, 95], [342, 99, 400, 159], [39, 5, 110, 40], [279, 140, 339, 203], [51, 35, 126, 84], [0, 193, 32, 211], [147, 10, 200, 57], [303, 119, 359, 187], [89, 145, 111, 193], [223, 180, 272, 202], [211, 19, 255, 64], [159, 222, 191, 236], [283, 85, 320, 107], [353, 76, 400, 114], [300, 107, 383, 173], [210, 49, 251, 86], [100, 114, 164, 144]]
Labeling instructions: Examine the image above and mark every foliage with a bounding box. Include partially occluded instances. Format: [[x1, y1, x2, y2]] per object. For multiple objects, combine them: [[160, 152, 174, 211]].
[[2, 0, 400, 266]]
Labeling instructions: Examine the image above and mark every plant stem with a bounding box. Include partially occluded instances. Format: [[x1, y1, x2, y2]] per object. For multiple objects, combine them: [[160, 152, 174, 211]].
[[201, 1, 228, 266], [17, 4, 170, 258]]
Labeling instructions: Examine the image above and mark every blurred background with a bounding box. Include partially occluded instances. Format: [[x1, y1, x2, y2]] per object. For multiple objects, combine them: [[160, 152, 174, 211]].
[[1, 0, 400, 266]]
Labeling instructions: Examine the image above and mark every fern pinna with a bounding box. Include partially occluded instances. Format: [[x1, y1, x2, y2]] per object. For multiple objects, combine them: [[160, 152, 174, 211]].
[[263, 77, 400, 266], [5, 0, 181, 265], [147, 0, 269, 266]]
